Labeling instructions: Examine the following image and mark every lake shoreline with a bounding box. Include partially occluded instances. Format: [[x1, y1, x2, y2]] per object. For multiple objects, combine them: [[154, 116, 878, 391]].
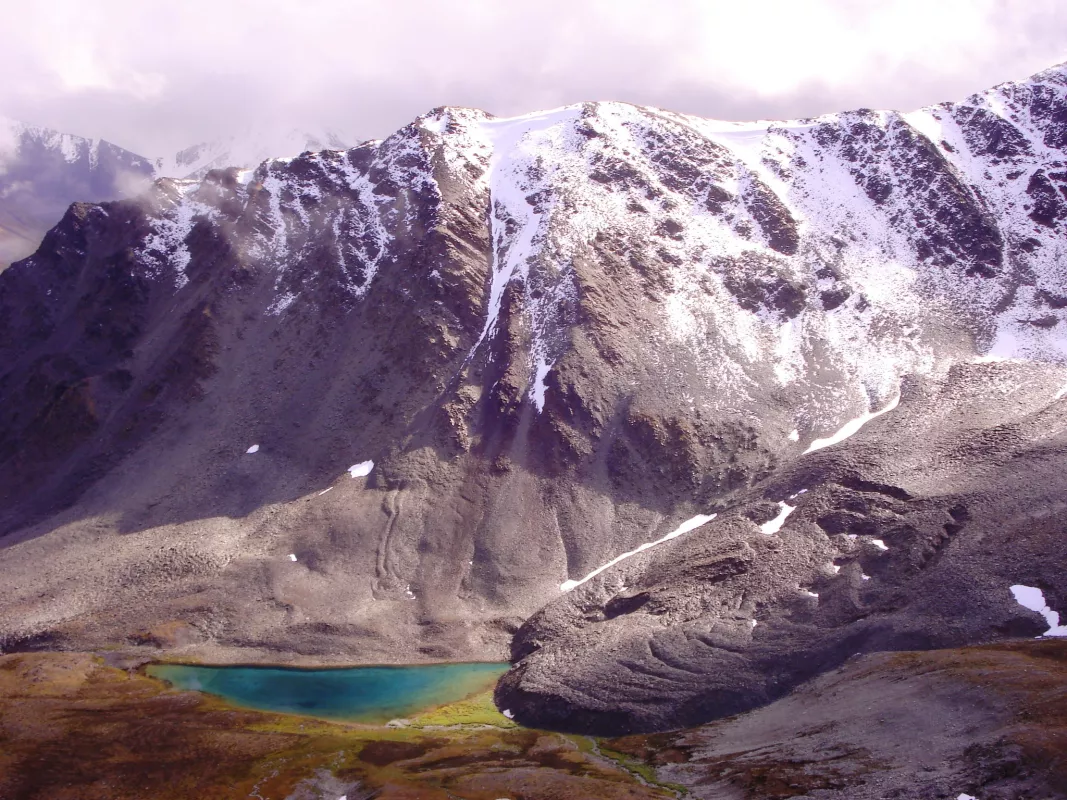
[[77, 637, 514, 672], [145, 660, 510, 725]]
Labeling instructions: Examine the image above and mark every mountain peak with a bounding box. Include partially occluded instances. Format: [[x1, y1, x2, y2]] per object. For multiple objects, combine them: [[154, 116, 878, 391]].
[[2, 61, 1067, 744]]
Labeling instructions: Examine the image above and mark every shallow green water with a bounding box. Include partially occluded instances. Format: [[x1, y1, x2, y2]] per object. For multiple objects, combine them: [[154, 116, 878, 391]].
[[146, 661, 507, 723]]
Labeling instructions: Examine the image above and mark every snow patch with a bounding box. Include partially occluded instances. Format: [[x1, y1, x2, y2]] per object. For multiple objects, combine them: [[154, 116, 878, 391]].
[[138, 188, 217, 288], [788, 429, 800, 442], [759, 503, 795, 534], [245, 444, 259, 454], [348, 460, 374, 478], [1011, 584, 1067, 636], [289, 554, 298, 562], [421, 112, 449, 134], [560, 514, 717, 592], [871, 539, 889, 552], [502, 709, 515, 719]]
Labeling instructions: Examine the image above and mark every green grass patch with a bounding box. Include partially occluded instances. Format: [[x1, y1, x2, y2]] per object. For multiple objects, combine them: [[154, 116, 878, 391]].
[[407, 687, 517, 728], [597, 743, 690, 796]]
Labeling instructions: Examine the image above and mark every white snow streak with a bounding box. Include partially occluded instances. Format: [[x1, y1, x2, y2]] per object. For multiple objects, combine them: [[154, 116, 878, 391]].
[[759, 502, 795, 534], [471, 108, 579, 355], [245, 444, 259, 454], [804, 392, 901, 453], [529, 357, 551, 412], [267, 292, 298, 316], [560, 514, 716, 592]]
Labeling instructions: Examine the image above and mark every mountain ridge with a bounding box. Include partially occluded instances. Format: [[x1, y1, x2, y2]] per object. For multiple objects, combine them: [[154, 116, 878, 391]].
[[0, 118, 357, 271]]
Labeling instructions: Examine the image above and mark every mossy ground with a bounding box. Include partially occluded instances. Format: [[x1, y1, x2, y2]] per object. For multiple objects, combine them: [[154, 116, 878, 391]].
[[15, 641, 1062, 799], [0, 652, 674, 800], [605, 640, 1067, 799], [406, 687, 518, 728], [891, 639, 1067, 795]]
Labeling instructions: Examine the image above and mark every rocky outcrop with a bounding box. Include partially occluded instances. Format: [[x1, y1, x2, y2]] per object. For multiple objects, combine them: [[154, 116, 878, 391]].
[[495, 361, 1067, 732], [1, 65, 1066, 702]]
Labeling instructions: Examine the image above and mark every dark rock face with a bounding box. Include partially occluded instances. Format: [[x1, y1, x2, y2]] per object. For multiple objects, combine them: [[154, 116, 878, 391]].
[[1, 66, 1067, 713], [953, 105, 1034, 160], [740, 175, 799, 255], [1026, 169, 1067, 227], [810, 111, 1003, 274]]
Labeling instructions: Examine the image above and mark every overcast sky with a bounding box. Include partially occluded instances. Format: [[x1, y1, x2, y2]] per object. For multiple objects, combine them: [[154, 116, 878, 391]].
[[3, 0, 1067, 156]]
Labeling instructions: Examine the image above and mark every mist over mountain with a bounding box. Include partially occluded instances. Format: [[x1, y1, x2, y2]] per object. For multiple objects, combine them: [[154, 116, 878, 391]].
[[0, 121, 355, 271], [2, 60, 1067, 784], [151, 126, 356, 182], [0, 119, 155, 270]]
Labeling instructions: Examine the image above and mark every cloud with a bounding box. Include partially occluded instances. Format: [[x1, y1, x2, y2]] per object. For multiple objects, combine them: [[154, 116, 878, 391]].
[[0, 0, 1065, 157], [111, 167, 154, 199], [0, 122, 19, 176]]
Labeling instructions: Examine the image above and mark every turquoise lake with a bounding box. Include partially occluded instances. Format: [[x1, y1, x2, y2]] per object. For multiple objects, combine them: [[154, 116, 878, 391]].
[[146, 661, 508, 723]]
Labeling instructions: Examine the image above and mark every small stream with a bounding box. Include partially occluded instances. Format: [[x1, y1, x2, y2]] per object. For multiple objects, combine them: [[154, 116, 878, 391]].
[[147, 661, 507, 723]]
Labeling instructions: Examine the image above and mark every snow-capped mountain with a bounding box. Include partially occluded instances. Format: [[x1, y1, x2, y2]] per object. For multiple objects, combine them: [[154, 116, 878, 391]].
[[1, 63, 1067, 737], [0, 118, 155, 269], [0, 120, 356, 270]]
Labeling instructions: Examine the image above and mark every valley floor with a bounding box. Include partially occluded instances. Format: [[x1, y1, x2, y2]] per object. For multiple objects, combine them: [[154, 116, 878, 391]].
[[0, 651, 673, 799], [1, 641, 1065, 799]]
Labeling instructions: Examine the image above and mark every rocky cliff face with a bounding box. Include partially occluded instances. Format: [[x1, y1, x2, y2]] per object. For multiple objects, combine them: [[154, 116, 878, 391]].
[[496, 360, 1067, 732], [2, 65, 1066, 728]]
